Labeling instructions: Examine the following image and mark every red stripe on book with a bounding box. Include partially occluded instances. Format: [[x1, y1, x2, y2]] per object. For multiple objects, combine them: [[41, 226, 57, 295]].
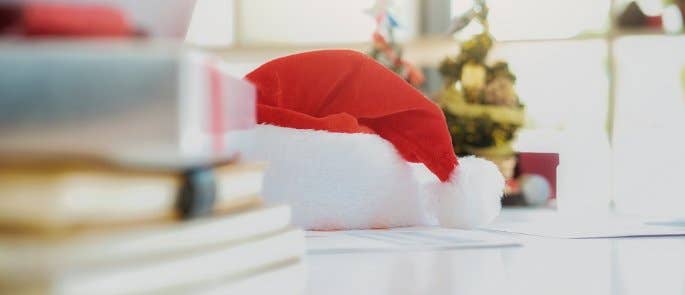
[[208, 62, 224, 154], [22, 4, 133, 36]]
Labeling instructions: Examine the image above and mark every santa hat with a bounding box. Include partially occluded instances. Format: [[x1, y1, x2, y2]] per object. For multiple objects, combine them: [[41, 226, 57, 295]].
[[245, 50, 504, 229]]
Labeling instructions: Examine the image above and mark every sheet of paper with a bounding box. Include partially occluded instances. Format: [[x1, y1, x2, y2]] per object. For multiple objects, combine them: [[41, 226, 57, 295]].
[[306, 227, 519, 254], [482, 216, 685, 239]]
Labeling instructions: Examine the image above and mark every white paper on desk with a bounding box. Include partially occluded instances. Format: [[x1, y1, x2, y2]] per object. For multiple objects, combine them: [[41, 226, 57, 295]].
[[306, 227, 518, 254], [482, 217, 685, 239]]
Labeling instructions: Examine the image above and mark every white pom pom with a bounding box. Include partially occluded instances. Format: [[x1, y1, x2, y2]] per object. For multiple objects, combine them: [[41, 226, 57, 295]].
[[430, 156, 505, 229]]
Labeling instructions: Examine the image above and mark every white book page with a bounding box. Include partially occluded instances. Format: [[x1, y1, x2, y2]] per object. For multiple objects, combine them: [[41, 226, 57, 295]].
[[306, 227, 518, 254], [481, 214, 685, 239]]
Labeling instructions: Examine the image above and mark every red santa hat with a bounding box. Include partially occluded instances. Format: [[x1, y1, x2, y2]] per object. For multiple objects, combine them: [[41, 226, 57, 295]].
[[245, 50, 504, 229]]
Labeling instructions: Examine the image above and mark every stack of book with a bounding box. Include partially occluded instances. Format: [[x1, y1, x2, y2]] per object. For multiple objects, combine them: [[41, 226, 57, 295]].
[[0, 41, 305, 294]]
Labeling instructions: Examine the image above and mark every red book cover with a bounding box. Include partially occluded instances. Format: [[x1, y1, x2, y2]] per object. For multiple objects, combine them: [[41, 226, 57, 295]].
[[0, 3, 133, 37]]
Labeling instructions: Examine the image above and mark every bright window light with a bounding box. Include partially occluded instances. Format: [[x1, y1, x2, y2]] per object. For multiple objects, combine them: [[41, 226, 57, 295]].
[[612, 36, 685, 218], [239, 0, 418, 45], [185, 0, 236, 47], [490, 40, 609, 132], [452, 0, 611, 40]]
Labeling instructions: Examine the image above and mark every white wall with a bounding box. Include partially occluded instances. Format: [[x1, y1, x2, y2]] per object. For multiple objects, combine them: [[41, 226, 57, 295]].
[[186, 0, 235, 46], [239, 0, 419, 45]]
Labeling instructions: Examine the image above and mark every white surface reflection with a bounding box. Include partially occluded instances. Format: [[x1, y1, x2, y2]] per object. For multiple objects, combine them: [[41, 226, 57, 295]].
[[307, 249, 509, 295], [306, 210, 685, 295]]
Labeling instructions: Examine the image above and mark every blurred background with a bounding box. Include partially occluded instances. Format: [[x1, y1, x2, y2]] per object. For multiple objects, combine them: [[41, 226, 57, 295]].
[[183, 0, 685, 218], [2, 0, 684, 217]]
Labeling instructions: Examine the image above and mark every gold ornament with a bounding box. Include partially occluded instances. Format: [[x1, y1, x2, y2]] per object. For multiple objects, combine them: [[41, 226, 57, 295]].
[[460, 61, 487, 102], [484, 76, 518, 106]]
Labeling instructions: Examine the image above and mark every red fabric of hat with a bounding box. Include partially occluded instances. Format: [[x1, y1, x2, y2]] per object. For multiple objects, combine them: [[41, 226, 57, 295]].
[[245, 49, 458, 182]]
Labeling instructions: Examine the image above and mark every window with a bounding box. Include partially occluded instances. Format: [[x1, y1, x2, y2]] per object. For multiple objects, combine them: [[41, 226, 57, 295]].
[[612, 36, 685, 217], [239, 0, 418, 45], [452, 0, 610, 41]]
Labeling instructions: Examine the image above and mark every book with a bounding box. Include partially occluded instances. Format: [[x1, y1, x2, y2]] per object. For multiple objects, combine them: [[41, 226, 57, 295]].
[[2, 228, 305, 295], [481, 210, 685, 239], [0, 205, 294, 282], [0, 162, 266, 231], [0, 3, 134, 37], [178, 260, 307, 295], [306, 227, 519, 254], [0, 40, 256, 168], [0, 1, 196, 38]]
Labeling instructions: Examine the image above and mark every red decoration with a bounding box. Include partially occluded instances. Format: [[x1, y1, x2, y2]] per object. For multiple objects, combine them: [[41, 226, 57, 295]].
[[517, 152, 559, 199], [371, 32, 425, 87]]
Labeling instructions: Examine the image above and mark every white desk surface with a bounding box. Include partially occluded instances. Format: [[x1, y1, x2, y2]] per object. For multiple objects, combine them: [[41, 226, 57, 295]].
[[304, 208, 685, 295]]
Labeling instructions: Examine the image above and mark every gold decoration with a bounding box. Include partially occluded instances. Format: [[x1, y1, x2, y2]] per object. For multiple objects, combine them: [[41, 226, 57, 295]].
[[438, 1, 525, 163], [460, 61, 487, 101], [484, 76, 517, 106]]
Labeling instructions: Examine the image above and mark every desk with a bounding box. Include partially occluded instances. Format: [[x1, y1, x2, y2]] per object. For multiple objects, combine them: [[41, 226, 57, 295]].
[[305, 209, 685, 295]]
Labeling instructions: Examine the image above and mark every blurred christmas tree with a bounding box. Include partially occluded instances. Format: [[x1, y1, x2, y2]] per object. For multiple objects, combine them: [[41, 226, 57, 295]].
[[438, 0, 525, 163], [366, 0, 424, 87]]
